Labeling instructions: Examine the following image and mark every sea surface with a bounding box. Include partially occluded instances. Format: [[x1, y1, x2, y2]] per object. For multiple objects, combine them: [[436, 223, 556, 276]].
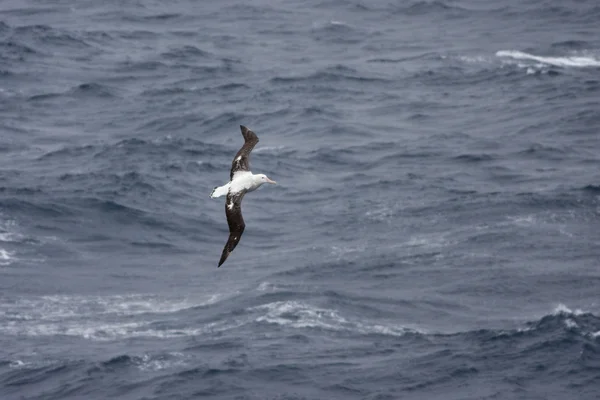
[[1, 0, 600, 399]]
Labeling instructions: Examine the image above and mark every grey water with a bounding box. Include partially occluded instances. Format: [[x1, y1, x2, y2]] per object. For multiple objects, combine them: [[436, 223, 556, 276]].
[[1, 0, 600, 399]]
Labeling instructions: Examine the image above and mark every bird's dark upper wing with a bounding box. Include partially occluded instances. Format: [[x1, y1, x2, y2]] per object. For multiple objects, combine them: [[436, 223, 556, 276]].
[[230, 125, 259, 180], [218, 190, 246, 267]]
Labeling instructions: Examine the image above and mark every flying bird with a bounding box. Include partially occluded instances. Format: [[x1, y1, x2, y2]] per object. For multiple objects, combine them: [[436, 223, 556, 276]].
[[210, 125, 277, 267]]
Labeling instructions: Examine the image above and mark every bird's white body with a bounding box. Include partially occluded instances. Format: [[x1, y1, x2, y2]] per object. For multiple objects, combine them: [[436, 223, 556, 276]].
[[210, 172, 271, 199]]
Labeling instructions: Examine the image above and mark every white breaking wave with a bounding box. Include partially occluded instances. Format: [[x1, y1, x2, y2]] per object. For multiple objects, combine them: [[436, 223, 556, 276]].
[[0, 292, 229, 340], [8, 359, 57, 370], [564, 318, 578, 329], [552, 303, 585, 316], [404, 233, 452, 249], [252, 301, 423, 337], [0, 317, 242, 341], [0, 214, 60, 266], [129, 352, 190, 371], [496, 50, 600, 67], [0, 214, 25, 245], [0, 321, 190, 340], [0, 248, 15, 266], [9, 352, 190, 372], [457, 55, 493, 65], [0, 215, 19, 266], [507, 214, 536, 227], [0, 293, 220, 321], [0, 231, 24, 242], [551, 304, 600, 339]]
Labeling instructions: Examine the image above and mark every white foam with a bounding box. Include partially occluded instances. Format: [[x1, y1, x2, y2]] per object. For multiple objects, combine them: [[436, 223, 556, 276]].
[[564, 318, 578, 329], [254, 301, 349, 331], [7, 358, 58, 370], [354, 321, 418, 337], [496, 50, 600, 67], [553, 303, 585, 316], [0, 319, 223, 341], [9, 360, 26, 368], [0, 293, 228, 340], [0, 293, 219, 321], [558, 227, 574, 238], [0, 249, 15, 265], [365, 205, 396, 222], [257, 281, 277, 292], [0, 216, 21, 242], [330, 244, 367, 260], [507, 215, 536, 226], [458, 55, 491, 64], [0, 232, 24, 242], [253, 301, 422, 337], [404, 233, 451, 249], [312, 20, 350, 30], [515, 326, 535, 334], [0, 249, 13, 260], [134, 352, 189, 371]]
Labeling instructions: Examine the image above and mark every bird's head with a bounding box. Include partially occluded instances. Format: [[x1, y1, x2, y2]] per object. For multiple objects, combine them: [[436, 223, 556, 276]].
[[255, 174, 277, 185]]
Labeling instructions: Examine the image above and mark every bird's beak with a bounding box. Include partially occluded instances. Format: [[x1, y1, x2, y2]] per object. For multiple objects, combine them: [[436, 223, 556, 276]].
[[266, 177, 277, 184]]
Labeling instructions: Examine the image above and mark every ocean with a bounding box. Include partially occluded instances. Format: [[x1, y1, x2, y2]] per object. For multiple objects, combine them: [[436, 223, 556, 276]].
[[1, 0, 599, 399]]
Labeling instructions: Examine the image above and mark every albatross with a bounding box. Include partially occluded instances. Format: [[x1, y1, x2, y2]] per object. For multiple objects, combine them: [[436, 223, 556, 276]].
[[210, 125, 277, 267]]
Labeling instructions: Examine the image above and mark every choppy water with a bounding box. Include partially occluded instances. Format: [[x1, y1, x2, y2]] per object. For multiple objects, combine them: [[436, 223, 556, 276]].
[[1, 0, 600, 399]]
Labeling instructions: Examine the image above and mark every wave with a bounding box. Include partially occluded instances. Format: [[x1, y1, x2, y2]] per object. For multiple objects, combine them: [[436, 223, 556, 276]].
[[99, 352, 189, 372], [447, 49, 600, 78], [70, 82, 117, 98], [138, 13, 182, 22], [2, 290, 598, 347], [0, 212, 59, 267], [0, 40, 39, 61], [247, 300, 600, 346], [11, 24, 95, 53], [7, 351, 189, 375], [448, 304, 600, 344], [0, 293, 218, 320], [582, 184, 600, 193], [399, 1, 467, 16], [270, 64, 390, 85], [0, 293, 224, 340], [353, 0, 468, 16], [0, 316, 247, 341], [496, 50, 600, 67], [140, 82, 249, 97], [37, 136, 225, 165], [453, 153, 495, 163], [310, 20, 369, 44], [26, 82, 119, 102], [551, 40, 592, 50], [515, 304, 600, 341], [0, 295, 187, 325], [252, 301, 424, 337], [368, 52, 438, 64], [0, 248, 15, 266]]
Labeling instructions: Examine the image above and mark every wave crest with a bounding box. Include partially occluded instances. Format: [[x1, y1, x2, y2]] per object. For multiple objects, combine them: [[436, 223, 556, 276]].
[[252, 301, 423, 337], [496, 50, 600, 67]]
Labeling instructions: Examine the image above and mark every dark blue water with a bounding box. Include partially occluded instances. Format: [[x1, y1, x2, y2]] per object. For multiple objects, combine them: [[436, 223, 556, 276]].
[[1, 0, 600, 398]]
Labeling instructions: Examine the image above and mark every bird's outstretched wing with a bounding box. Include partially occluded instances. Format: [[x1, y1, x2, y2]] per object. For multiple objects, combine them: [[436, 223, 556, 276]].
[[230, 125, 259, 180], [218, 190, 246, 267]]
